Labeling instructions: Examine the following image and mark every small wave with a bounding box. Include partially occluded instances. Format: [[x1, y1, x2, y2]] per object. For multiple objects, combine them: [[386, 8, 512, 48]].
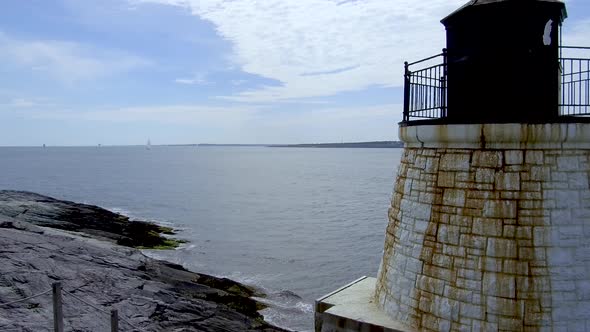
[[260, 304, 313, 332], [256, 296, 310, 312], [274, 290, 302, 300], [108, 207, 133, 217], [106, 207, 177, 228], [295, 301, 314, 314], [218, 272, 283, 293], [132, 261, 312, 331]]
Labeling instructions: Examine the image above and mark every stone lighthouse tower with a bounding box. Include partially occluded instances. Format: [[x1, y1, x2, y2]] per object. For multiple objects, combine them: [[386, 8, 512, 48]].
[[316, 0, 590, 331]]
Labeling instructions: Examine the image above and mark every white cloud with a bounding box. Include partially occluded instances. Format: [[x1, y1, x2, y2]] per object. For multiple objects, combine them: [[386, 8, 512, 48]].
[[175, 78, 205, 84], [25, 104, 257, 125], [0, 96, 55, 109], [134, 0, 466, 102], [0, 31, 150, 84], [174, 73, 209, 85], [22, 101, 400, 128]]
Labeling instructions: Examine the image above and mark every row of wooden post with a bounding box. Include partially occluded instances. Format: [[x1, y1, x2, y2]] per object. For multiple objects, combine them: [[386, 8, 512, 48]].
[[52, 282, 119, 332]]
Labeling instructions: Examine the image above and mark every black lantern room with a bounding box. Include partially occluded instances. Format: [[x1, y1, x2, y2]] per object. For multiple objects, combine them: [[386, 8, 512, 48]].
[[442, 0, 567, 123]]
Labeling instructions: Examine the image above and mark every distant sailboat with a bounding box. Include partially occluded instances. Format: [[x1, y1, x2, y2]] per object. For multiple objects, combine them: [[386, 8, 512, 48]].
[[146, 139, 151, 150]]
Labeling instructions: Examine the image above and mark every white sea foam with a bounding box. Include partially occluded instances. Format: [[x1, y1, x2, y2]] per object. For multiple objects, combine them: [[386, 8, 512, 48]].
[[106, 207, 176, 228]]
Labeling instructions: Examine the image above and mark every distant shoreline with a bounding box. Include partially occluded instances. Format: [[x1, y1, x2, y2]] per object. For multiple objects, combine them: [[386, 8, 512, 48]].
[[197, 141, 404, 148], [271, 141, 403, 148]]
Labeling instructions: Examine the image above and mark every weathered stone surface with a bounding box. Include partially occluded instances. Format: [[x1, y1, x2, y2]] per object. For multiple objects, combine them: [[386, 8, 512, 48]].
[[374, 147, 590, 331], [0, 191, 285, 332]]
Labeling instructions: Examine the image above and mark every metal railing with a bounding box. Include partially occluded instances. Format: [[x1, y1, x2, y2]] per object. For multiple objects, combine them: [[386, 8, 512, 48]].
[[0, 282, 138, 332], [560, 46, 590, 116], [403, 49, 447, 122], [402, 46, 590, 122]]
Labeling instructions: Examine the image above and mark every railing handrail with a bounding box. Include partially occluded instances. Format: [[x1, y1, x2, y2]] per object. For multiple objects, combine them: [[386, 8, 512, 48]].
[[559, 48, 590, 117], [0, 288, 51, 307], [403, 49, 448, 122], [406, 50, 446, 68], [560, 45, 590, 50], [402, 45, 590, 123]]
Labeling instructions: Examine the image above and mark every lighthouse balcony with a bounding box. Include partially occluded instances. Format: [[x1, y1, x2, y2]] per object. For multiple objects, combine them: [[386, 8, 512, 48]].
[[402, 46, 590, 125]]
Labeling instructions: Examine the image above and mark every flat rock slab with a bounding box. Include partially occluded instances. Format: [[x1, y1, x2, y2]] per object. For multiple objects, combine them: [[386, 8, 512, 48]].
[[0, 190, 179, 248]]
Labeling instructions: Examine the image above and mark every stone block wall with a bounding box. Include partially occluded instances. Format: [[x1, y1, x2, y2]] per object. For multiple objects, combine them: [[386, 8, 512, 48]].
[[374, 147, 590, 331]]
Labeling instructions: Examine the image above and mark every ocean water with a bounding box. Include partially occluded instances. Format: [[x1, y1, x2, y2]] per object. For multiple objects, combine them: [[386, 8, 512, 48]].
[[0, 146, 402, 331]]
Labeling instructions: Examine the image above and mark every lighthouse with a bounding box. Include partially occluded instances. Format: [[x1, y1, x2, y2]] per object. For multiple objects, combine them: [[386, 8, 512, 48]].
[[316, 0, 590, 331]]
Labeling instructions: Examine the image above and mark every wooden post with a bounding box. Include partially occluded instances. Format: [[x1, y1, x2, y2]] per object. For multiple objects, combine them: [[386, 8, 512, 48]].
[[110, 309, 119, 332], [52, 282, 64, 332]]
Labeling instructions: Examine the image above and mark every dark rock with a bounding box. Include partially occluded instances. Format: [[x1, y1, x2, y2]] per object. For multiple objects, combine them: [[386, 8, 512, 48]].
[[0, 190, 182, 249], [0, 191, 288, 331]]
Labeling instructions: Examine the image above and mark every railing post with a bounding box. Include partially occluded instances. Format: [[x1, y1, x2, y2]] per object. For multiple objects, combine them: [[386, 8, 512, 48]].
[[52, 282, 64, 332], [111, 309, 119, 332], [403, 61, 410, 122], [441, 48, 448, 118]]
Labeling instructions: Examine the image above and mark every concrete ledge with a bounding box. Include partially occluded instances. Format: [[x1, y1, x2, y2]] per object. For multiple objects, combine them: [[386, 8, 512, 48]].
[[399, 123, 590, 149], [315, 277, 410, 332]]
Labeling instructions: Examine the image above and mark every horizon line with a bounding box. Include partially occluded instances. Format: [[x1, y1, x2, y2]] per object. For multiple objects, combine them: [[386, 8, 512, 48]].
[[0, 140, 401, 148]]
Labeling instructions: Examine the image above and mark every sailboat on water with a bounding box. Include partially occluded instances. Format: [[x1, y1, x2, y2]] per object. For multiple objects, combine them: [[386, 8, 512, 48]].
[[146, 139, 151, 150]]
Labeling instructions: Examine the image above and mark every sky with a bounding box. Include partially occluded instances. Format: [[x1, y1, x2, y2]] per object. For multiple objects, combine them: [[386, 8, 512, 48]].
[[0, 0, 589, 146]]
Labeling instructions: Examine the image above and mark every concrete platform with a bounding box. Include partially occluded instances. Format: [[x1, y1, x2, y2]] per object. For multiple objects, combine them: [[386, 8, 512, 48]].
[[315, 277, 411, 332]]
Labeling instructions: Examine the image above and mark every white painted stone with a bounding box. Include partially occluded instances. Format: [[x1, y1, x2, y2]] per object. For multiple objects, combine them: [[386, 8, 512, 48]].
[[504, 150, 523, 165], [440, 154, 471, 171], [526, 150, 544, 165], [475, 168, 494, 184], [438, 225, 461, 245], [557, 155, 579, 171], [568, 172, 588, 189], [413, 219, 429, 235], [443, 189, 466, 207], [494, 172, 520, 191], [483, 272, 516, 298], [472, 151, 502, 168], [482, 200, 517, 218], [368, 138, 590, 332], [553, 190, 580, 209], [459, 302, 484, 320]]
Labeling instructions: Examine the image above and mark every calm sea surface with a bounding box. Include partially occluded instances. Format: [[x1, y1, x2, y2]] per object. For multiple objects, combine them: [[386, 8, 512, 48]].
[[0, 146, 402, 331]]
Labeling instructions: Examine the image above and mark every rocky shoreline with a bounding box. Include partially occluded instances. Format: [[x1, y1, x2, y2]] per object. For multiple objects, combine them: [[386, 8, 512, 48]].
[[0, 190, 288, 331]]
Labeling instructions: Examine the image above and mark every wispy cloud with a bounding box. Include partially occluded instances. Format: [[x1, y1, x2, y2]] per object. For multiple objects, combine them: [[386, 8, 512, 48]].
[[0, 31, 151, 84], [174, 73, 209, 85], [23, 104, 257, 125], [134, 0, 466, 102], [20, 101, 400, 125], [7, 94, 399, 143], [0, 96, 55, 109], [301, 65, 360, 77]]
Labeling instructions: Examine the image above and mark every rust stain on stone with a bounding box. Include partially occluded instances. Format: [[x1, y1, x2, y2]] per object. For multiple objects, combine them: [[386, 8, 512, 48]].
[[375, 147, 563, 331]]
